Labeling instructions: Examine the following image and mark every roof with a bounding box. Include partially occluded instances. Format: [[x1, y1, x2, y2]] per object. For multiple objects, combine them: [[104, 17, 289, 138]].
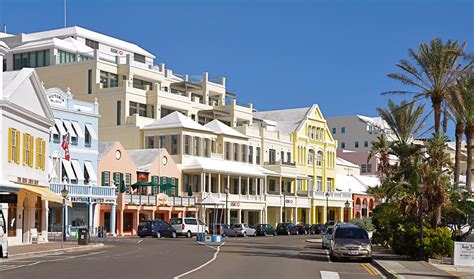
[[336, 157, 360, 169], [180, 157, 268, 177], [143, 111, 213, 132], [335, 174, 380, 194], [98, 142, 117, 159], [127, 149, 162, 170], [11, 37, 94, 54], [204, 120, 247, 138], [198, 195, 225, 205], [253, 107, 310, 134]]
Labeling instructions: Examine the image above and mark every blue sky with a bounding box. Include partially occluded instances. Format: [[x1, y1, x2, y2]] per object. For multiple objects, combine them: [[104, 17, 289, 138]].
[[1, 0, 473, 134]]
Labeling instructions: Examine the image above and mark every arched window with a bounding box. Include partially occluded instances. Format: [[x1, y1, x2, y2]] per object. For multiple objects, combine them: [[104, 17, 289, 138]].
[[308, 149, 314, 165], [362, 199, 368, 218], [369, 199, 375, 210], [316, 151, 323, 167]]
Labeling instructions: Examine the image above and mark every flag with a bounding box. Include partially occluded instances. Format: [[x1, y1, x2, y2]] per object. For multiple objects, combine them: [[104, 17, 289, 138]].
[[61, 133, 70, 161]]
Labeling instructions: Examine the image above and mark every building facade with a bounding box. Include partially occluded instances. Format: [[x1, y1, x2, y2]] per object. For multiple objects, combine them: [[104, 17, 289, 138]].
[[45, 87, 115, 236]]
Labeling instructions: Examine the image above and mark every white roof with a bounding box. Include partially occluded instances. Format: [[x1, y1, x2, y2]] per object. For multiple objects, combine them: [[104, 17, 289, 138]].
[[335, 174, 380, 194], [180, 157, 267, 177], [336, 157, 360, 169], [253, 107, 310, 134], [12, 37, 94, 54], [143, 112, 213, 132], [356, 115, 389, 130], [204, 120, 247, 138], [198, 195, 225, 205]]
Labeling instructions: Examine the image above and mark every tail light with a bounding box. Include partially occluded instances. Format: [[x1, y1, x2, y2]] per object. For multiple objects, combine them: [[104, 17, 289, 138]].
[[182, 224, 185, 230]]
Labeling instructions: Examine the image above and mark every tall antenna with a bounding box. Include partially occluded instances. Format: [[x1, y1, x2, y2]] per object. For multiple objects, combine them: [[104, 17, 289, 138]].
[[64, 0, 67, 28]]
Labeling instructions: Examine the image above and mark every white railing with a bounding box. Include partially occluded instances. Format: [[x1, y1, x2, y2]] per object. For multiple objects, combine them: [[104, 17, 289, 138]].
[[49, 183, 116, 198], [312, 191, 352, 201], [124, 194, 196, 207]]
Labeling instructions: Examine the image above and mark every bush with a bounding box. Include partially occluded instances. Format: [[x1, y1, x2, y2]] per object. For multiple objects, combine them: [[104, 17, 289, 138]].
[[371, 203, 403, 247], [350, 218, 374, 231], [424, 227, 454, 259]]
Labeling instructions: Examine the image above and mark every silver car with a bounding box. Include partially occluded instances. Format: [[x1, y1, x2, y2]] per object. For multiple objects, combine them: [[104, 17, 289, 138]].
[[322, 226, 334, 249], [231, 224, 256, 237], [330, 223, 372, 262]]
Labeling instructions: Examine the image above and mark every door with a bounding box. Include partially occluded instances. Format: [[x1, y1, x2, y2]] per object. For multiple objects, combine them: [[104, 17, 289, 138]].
[[104, 213, 111, 232]]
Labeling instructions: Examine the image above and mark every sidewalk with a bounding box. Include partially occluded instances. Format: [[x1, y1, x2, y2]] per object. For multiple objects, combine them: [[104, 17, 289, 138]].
[[4, 241, 104, 260]]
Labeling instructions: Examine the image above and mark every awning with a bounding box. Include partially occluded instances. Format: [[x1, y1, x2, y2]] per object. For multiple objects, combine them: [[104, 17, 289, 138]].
[[50, 126, 59, 135], [63, 120, 77, 137], [19, 184, 72, 207], [62, 159, 76, 180], [84, 161, 97, 182], [71, 121, 84, 138], [85, 123, 98, 140], [54, 119, 67, 135], [71, 159, 85, 181]]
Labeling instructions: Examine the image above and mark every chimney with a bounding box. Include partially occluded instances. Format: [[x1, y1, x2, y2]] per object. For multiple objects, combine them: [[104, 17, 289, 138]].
[[0, 41, 10, 99]]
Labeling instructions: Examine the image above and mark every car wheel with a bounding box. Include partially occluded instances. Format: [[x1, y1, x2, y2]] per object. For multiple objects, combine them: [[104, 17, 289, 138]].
[[273, 231, 277, 236], [156, 232, 161, 238], [234, 231, 237, 237], [296, 231, 299, 235], [287, 231, 290, 236], [172, 232, 177, 238], [253, 231, 257, 237], [243, 232, 247, 237], [263, 231, 267, 236], [330, 255, 337, 262], [305, 230, 308, 235], [186, 231, 192, 238]]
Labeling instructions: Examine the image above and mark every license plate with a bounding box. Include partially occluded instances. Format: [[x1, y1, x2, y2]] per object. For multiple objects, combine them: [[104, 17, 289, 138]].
[[348, 251, 359, 255]]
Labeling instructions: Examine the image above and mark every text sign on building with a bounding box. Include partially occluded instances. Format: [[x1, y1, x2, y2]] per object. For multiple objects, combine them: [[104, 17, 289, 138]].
[[48, 93, 66, 106], [110, 48, 124, 55], [454, 242, 474, 266], [231, 202, 240, 207], [285, 199, 294, 204]]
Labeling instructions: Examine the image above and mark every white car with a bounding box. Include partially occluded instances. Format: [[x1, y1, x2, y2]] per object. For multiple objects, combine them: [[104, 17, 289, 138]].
[[170, 218, 208, 238], [231, 224, 257, 237], [0, 204, 8, 258], [322, 226, 334, 249]]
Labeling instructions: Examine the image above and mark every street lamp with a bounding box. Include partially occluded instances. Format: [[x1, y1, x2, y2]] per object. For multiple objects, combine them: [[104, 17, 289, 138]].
[[61, 184, 69, 242], [325, 192, 330, 224], [418, 183, 425, 261], [225, 187, 229, 224], [344, 200, 350, 222], [283, 192, 286, 222]]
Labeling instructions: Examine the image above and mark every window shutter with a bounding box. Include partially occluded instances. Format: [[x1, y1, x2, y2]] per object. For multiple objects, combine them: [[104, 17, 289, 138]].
[[35, 138, 40, 169], [41, 140, 46, 170], [29, 136, 34, 167], [7, 128, 12, 162], [15, 130, 20, 164], [101, 172, 106, 186], [174, 178, 178, 196], [22, 133, 26, 166]]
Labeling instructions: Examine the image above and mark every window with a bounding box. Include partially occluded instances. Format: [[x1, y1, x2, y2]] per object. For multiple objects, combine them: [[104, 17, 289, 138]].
[[225, 142, 231, 160], [129, 101, 147, 117], [125, 173, 132, 193], [233, 143, 239, 161], [101, 171, 110, 186], [361, 164, 372, 173], [194, 137, 200, 156], [134, 53, 146, 63], [100, 71, 118, 88], [269, 180, 276, 192], [256, 147, 261, 164], [85, 39, 99, 49], [280, 151, 285, 163], [35, 138, 46, 170], [341, 127, 346, 133], [159, 136, 166, 148], [171, 135, 178, 155], [316, 151, 323, 167], [87, 69, 92, 94], [364, 141, 369, 148], [269, 149, 276, 164], [332, 127, 336, 134], [58, 50, 76, 64], [23, 133, 34, 167], [113, 172, 122, 194], [116, 100, 121, 126], [204, 139, 210, 157], [13, 50, 50, 70], [8, 128, 21, 164], [308, 150, 314, 165], [355, 141, 359, 148], [241, 145, 247, 162], [133, 78, 153, 90], [287, 152, 291, 163], [248, 146, 253, 163], [184, 136, 190, 155], [341, 142, 346, 149], [327, 178, 333, 191], [146, 136, 155, 148], [316, 176, 322, 191]]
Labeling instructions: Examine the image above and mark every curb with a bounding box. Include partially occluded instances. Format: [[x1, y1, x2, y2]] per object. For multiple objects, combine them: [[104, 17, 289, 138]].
[[372, 260, 402, 279], [3, 243, 105, 261], [305, 239, 322, 243]]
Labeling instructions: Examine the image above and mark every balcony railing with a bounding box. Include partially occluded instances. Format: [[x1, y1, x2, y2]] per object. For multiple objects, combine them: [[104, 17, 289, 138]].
[[124, 194, 195, 207], [264, 160, 296, 166], [50, 183, 116, 198], [312, 191, 352, 201]]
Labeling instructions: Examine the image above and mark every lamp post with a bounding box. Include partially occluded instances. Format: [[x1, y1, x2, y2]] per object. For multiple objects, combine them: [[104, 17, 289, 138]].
[[283, 192, 286, 222], [344, 200, 350, 222], [418, 183, 425, 261], [225, 187, 229, 224], [61, 184, 69, 242], [325, 192, 330, 223]]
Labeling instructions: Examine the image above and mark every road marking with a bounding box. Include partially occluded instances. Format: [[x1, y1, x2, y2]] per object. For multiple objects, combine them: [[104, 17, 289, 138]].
[[361, 263, 379, 276], [137, 240, 143, 244], [320, 271, 340, 279], [325, 249, 331, 262], [173, 242, 225, 279]]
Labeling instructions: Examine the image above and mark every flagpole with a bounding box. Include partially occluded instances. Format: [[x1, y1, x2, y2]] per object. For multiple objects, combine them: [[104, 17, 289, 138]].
[[64, 0, 67, 28]]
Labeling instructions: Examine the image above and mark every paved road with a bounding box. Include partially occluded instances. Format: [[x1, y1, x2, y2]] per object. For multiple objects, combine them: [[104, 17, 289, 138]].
[[0, 235, 381, 279], [183, 235, 381, 279]]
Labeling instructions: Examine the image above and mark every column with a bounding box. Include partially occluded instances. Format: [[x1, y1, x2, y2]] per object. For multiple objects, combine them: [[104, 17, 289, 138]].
[[118, 209, 124, 236], [295, 208, 298, 224], [246, 177, 250, 197], [238, 209, 242, 223], [238, 176, 242, 195], [264, 177, 267, 195], [43, 200, 49, 242], [208, 173, 212, 193], [323, 206, 328, 224], [218, 174, 221, 194], [88, 201, 94, 233], [279, 207, 283, 223], [227, 175, 230, 193], [226, 207, 231, 225], [254, 178, 258, 195], [264, 207, 268, 223], [110, 203, 116, 236], [200, 172, 204, 193], [259, 210, 263, 223], [339, 207, 344, 222]]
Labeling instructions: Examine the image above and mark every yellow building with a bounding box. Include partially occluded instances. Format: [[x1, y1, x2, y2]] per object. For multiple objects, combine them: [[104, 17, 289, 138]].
[[254, 104, 352, 224]]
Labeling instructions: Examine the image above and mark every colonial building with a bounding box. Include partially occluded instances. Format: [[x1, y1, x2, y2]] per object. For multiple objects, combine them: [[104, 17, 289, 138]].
[[45, 87, 115, 236], [0, 43, 64, 245]]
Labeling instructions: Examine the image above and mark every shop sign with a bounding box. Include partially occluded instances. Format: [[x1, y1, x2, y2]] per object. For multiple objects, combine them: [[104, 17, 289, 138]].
[[285, 199, 294, 204], [231, 202, 240, 207], [454, 242, 474, 266], [110, 47, 124, 55], [0, 194, 17, 203], [17, 177, 39, 185], [157, 193, 169, 205], [48, 93, 65, 106]]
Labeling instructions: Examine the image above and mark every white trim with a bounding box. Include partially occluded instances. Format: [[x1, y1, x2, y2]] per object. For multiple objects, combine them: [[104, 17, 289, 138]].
[[62, 159, 76, 180], [54, 118, 67, 134], [71, 159, 85, 181], [50, 125, 59, 135], [63, 120, 77, 137], [84, 161, 98, 182], [85, 123, 98, 140], [71, 121, 85, 138]]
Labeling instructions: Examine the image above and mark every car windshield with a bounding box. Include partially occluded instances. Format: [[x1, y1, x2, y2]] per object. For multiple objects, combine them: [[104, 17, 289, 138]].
[[277, 223, 286, 228], [169, 219, 182, 225], [335, 228, 368, 239], [325, 227, 333, 234], [139, 221, 150, 226]]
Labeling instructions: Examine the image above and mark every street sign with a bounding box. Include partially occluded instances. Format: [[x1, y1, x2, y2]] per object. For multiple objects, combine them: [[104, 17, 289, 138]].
[[454, 242, 474, 266]]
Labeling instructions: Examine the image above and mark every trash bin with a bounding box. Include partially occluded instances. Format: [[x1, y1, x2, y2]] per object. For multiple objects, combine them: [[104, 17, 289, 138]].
[[78, 228, 89, 245]]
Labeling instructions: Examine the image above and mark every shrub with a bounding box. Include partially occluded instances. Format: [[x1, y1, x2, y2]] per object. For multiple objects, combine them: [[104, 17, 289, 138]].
[[371, 203, 403, 247], [350, 218, 374, 231]]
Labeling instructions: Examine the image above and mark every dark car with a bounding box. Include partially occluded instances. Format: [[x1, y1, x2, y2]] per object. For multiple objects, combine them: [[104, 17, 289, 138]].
[[210, 224, 229, 236], [310, 224, 325, 234], [276, 223, 299, 235], [138, 219, 177, 238], [255, 224, 277, 236], [296, 223, 311, 235]]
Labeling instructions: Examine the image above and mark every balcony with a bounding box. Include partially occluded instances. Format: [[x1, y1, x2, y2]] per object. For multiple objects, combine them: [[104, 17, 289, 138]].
[[312, 191, 352, 201], [124, 194, 196, 207], [263, 160, 297, 177], [49, 183, 116, 199]]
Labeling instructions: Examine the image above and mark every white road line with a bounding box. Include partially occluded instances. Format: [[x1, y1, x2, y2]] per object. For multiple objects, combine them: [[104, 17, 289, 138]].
[[320, 270, 340, 279], [325, 249, 331, 262], [173, 242, 225, 279]]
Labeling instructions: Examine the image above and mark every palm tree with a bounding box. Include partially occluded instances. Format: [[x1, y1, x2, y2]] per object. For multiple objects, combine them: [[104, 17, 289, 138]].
[[447, 86, 465, 186], [384, 38, 470, 134], [368, 134, 392, 183], [449, 76, 474, 194]]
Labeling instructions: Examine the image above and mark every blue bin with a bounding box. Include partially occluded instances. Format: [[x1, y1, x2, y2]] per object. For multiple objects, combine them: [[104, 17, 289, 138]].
[[197, 233, 205, 242], [211, 235, 217, 242]]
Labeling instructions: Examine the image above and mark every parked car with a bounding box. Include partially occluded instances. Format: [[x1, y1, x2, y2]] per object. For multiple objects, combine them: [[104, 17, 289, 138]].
[[255, 224, 277, 236], [209, 224, 228, 236], [138, 220, 177, 238], [276, 223, 299, 235], [221, 224, 236, 237], [322, 226, 334, 249], [310, 224, 325, 234], [169, 217, 208, 238], [330, 223, 372, 262], [230, 224, 257, 237], [296, 223, 311, 235]]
